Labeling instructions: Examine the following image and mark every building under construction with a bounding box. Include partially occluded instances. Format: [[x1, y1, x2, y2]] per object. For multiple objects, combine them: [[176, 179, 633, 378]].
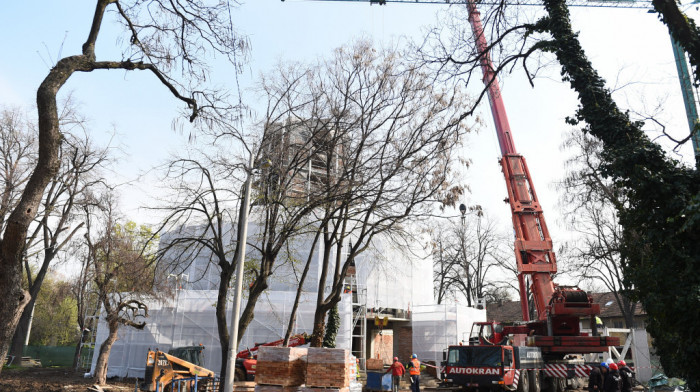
[[87, 225, 486, 378]]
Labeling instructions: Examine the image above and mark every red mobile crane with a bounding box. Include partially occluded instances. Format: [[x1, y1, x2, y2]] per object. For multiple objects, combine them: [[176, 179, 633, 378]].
[[292, 0, 620, 390], [433, 3, 619, 391]]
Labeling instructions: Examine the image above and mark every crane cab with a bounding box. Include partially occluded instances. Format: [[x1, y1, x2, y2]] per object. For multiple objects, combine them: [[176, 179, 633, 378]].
[[469, 321, 506, 346]]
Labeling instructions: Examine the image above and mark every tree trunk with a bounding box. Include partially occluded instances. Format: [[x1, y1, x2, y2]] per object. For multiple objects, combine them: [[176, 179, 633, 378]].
[[9, 298, 35, 361], [238, 273, 270, 344], [310, 317, 327, 348], [216, 265, 234, 381], [0, 260, 30, 368], [73, 339, 83, 369], [283, 231, 321, 346], [0, 53, 77, 374], [11, 250, 57, 360], [94, 323, 119, 385]]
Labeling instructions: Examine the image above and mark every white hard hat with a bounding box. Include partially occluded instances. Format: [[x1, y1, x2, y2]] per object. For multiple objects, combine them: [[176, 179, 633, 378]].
[[605, 358, 614, 364]]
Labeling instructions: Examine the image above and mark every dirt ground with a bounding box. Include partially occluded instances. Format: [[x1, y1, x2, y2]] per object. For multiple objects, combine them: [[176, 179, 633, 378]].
[[0, 368, 135, 392]]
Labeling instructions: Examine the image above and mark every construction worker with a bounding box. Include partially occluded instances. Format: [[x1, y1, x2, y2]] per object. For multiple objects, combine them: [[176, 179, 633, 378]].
[[386, 357, 405, 392], [600, 362, 609, 391], [595, 316, 604, 336], [588, 362, 604, 392], [604, 363, 622, 392], [617, 361, 634, 392], [408, 354, 420, 392]]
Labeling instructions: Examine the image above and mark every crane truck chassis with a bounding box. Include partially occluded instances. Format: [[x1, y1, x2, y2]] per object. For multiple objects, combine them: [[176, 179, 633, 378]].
[[441, 342, 604, 392]]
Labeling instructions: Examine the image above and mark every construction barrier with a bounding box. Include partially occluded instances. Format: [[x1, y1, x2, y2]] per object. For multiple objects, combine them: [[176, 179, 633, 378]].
[[23, 345, 76, 367]]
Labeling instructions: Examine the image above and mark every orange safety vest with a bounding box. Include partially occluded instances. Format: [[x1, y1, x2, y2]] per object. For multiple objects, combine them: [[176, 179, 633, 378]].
[[409, 358, 420, 375]]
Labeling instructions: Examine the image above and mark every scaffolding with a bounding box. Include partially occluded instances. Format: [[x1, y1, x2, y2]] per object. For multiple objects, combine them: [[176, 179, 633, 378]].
[[411, 304, 486, 370], [76, 298, 101, 371], [346, 268, 367, 371], [90, 290, 353, 378]]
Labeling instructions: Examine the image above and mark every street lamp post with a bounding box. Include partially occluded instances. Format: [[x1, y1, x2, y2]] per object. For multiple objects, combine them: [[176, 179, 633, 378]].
[[223, 154, 255, 392]]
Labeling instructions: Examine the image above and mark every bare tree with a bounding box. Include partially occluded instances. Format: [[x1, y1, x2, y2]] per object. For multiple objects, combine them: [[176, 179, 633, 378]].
[[454, 214, 509, 307], [557, 130, 636, 327], [431, 223, 460, 304], [431, 212, 510, 307], [10, 109, 112, 362], [71, 239, 99, 368], [84, 193, 164, 385], [0, 0, 247, 368], [298, 40, 471, 346], [154, 152, 244, 380], [0, 107, 36, 237], [154, 73, 342, 376]]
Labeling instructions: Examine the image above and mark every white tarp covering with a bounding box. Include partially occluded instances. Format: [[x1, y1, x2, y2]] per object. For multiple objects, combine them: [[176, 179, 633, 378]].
[[90, 290, 353, 378], [92, 224, 439, 378], [411, 304, 487, 367], [162, 225, 434, 313], [356, 235, 434, 310]]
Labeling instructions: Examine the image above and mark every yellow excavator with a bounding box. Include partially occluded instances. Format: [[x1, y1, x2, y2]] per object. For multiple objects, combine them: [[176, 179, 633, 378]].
[[141, 346, 217, 392]]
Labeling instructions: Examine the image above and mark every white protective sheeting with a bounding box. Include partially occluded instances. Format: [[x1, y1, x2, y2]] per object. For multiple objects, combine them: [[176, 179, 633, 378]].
[[93, 223, 437, 378], [411, 304, 487, 367], [356, 234, 434, 310], [90, 290, 352, 378], [162, 224, 434, 313]]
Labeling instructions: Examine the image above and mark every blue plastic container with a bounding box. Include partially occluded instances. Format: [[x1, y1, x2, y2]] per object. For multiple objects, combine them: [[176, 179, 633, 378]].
[[366, 372, 392, 391]]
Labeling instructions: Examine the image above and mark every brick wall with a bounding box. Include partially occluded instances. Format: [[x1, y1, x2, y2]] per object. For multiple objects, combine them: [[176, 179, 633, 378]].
[[370, 331, 393, 365], [395, 326, 412, 363]]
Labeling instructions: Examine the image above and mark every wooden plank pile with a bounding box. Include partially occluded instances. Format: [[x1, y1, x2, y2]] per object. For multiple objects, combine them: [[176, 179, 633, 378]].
[[233, 381, 258, 392]]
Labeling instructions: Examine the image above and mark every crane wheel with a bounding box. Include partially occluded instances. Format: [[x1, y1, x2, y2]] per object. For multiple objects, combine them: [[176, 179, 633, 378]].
[[234, 368, 246, 382], [557, 378, 566, 392], [516, 369, 529, 392], [543, 377, 557, 392], [528, 370, 540, 392]]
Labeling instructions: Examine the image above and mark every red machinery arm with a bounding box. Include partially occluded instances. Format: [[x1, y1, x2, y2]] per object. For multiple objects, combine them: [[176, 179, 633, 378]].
[[467, 2, 559, 322], [236, 333, 309, 359], [466, 3, 606, 338]]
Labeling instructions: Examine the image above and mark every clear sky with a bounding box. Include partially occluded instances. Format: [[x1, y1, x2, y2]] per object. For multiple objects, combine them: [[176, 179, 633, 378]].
[[1, 1, 697, 280]]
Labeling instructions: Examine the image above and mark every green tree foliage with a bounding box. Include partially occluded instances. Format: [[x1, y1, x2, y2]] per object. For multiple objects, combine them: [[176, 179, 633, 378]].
[[528, 0, 700, 386], [322, 304, 340, 348], [28, 277, 78, 347]]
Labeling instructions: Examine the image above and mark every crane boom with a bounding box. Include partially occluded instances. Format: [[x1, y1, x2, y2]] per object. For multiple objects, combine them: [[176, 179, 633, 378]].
[[466, 0, 561, 324], [463, 0, 601, 338]]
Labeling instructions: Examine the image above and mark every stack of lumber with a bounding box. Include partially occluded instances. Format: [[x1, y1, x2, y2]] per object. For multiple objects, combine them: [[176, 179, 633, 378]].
[[303, 348, 351, 392], [254, 346, 308, 392], [234, 381, 257, 392]]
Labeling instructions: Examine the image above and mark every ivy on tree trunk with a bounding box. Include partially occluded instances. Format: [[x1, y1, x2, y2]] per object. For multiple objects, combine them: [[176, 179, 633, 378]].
[[323, 303, 340, 348], [531, 0, 700, 387]]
